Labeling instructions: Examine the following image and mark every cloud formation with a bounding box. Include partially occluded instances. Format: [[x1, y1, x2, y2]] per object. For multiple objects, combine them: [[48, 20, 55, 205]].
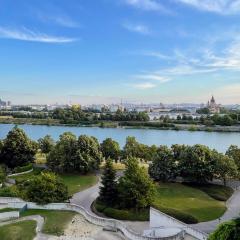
[[0, 26, 77, 43], [176, 0, 240, 14], [123, 0, 170, 13], [123, 22, 151, 35], [132, 82, 156, 89]]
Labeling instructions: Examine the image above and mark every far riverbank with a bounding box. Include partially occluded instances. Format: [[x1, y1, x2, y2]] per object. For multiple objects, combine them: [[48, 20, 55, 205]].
[[0, 117, 240, 133]]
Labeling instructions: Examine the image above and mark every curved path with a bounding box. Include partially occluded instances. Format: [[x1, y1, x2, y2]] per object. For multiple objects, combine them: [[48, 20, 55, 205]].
[[70, 177, 240, 234]]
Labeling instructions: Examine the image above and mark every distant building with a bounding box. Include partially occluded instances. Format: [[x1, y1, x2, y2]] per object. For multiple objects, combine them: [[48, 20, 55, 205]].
[[207, 96, 220, 114]]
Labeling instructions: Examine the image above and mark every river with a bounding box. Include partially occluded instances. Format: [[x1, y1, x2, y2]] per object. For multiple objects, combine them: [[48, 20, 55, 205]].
[[0, 124, 239, 152]]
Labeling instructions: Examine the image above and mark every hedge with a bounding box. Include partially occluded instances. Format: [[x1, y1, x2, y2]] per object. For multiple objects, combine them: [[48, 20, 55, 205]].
[[94, 201, 149, 221], [13, 163, 33, 174], [157, 207, 198, 224]]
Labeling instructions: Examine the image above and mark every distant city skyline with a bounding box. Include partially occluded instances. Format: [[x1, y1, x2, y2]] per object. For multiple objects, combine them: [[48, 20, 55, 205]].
[[0, 0, 240, 104]]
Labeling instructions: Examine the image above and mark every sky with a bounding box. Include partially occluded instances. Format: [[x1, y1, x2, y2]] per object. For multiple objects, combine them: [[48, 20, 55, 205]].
[[0, 0, 240, 105]]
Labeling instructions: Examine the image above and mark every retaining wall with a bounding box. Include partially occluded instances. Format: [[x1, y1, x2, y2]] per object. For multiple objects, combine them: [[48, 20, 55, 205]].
[[150, 208, 207, 240], [6, 201, 187, 240], [0, 211, 19, 221]]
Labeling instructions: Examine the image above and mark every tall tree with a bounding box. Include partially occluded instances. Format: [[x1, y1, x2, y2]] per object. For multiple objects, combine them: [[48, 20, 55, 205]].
[[179, 144, 215, 183], [118, 158, 155, 209], [47, 132, 78, 172], [226, 145, 240, 171], [101, 138, 120, 161], [38, 135, 55, 154], [0, 127, 37, 168], [76, 135, 102, 173], [123, 136, 140, 159], [99, 159, 118, 206], [149, 145, 177, 182], [213, 151, 238, 186]]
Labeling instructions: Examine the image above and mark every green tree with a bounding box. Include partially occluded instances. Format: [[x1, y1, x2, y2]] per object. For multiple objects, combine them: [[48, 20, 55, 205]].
[[47, 132, 78, 173], [226, 145, 240, 171], [214, 152, 238, 186], [98, 159, 118, 206], [101, 138, 120, 161], [123, 136, 140, 158], [38, 135, 55, 154], [118, 158, 155, 209], [0, 127, 37, 169], [179, 144, 215, 183], [22, 172, 68, 205], [208, 218, 240, 240], [76, 135, 102, 173], [149, 146, 177, 182]]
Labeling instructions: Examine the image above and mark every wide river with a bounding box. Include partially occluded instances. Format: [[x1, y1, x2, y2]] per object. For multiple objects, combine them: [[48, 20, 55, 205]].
[[0, 124, 239, 152]]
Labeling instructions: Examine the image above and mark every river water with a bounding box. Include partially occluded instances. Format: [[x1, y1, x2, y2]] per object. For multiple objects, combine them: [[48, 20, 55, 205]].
[[0, 124, 239, 152]]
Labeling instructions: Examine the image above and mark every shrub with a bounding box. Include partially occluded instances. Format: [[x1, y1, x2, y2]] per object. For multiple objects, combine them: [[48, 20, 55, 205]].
[[0, 186, 19, 197], [13, 163, 33, 173], [22, 172, 68, 204], [155, 206, 198, 224]]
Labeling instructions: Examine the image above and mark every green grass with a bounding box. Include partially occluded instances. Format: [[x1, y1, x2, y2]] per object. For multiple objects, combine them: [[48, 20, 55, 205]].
[[0, 220, 36, 240], [60, 174, 98, 195], [153, 183, 227, 222], [0, 208, 18, 213], [10, 168, 98, 196], [185, 183, 234, 201], [21, 210, 76, 236]]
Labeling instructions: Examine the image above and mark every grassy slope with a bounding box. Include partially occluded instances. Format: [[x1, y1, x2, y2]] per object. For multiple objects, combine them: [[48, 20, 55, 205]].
[[60, 174, 98, 195], [21, 210, 76, 236], [0, 220, 36, 240], [10, 168, 98, 195], [153, 183, 227, 222]]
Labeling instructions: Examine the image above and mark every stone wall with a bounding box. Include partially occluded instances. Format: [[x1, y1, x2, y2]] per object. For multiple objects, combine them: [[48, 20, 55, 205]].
[[0, 211, 19, 221], [149, 208, 207, 240]]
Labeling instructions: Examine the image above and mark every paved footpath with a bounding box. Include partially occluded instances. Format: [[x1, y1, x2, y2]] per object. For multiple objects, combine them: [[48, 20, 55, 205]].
[[71, 177, 240, 234]]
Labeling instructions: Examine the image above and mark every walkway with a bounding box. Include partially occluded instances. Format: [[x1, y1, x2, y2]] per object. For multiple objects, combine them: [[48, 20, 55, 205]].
[[70, 177, 240, 234]]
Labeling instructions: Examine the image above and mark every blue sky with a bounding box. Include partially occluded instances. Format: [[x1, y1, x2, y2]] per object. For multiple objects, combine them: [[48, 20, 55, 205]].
[[0, 0, 240, 105]]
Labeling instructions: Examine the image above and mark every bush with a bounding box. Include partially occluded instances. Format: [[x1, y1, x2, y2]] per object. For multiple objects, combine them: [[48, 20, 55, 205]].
[[155, 206, 198, 224], [94, 200, 149, 221], [22, 172, 68, 204], [13, 163, 33, 173], [0, 186, 19, 197]]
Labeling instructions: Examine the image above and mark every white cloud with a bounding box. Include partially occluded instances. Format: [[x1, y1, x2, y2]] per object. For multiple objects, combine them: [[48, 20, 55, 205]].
[[141, 51, 172, 60], [176, 0, 240, 15], [124, 0, 164, 11], [47, 16, 79, 28], [132, 82, 156, 89], [134, 74, 170, 82], [123, 23, 151, 35], [0, 26, 77, 43]]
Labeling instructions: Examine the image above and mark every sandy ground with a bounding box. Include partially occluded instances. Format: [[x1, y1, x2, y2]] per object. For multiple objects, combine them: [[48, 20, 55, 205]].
[[48, 214, 125, 240]]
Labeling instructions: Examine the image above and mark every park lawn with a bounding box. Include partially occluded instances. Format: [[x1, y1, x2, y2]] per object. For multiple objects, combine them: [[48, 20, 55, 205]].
[[60, 174, 98, 195], [21, 210, 76, 236], [0, 220, 36, 240], [153, 183, 227, 222], [0, 208, 18, 213], [10, 168, 98, 195]]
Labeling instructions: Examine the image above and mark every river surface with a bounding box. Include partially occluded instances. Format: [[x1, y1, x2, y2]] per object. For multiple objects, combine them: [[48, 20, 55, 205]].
[[0, 124, 239, 152]]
